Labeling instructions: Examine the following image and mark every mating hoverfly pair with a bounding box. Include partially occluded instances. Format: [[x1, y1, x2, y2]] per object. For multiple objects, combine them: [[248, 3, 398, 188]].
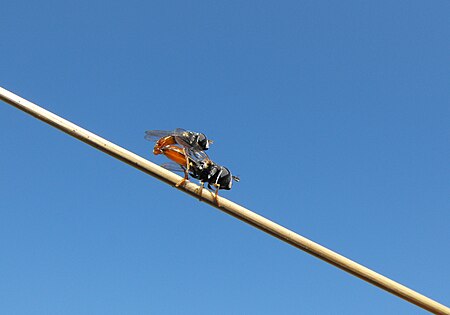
[[145, 128, 239, 204]]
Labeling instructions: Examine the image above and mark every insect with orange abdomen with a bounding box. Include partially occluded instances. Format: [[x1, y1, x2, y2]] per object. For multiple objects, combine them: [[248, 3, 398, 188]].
[[145, 128, 212, 155], [145, 128, 212, 186]]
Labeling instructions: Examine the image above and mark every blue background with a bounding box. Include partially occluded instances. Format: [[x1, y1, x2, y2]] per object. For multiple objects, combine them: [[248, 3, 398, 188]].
[[1, 1, 449, 314]]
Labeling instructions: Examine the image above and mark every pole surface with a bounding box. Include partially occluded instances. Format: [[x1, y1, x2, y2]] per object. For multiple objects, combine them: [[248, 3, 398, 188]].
[[1, 86, 449, 315]]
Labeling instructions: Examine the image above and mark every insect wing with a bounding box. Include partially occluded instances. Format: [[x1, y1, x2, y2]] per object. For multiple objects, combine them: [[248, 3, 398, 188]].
[[173, 128, 196, 149], [145, 128, 193, 148], [145, 128, 210, 153], [161, 162, 185, 173], [144, 130, 173, 142], [173, 128, 207, 151], [173, 128, 187, 134], [186, 148, 210, 164]]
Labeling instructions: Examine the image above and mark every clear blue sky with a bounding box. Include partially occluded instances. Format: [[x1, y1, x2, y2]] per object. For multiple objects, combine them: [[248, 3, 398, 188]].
[[1, 1, 449, 314]]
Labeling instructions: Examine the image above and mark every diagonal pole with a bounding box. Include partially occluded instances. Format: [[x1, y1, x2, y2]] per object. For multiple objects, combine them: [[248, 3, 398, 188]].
[[1, 86, 449, 315]]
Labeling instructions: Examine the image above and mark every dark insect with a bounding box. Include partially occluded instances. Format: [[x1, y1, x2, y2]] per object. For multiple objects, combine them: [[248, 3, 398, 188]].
[[160, 145, 239, 205], [145, 128, 213, 187]]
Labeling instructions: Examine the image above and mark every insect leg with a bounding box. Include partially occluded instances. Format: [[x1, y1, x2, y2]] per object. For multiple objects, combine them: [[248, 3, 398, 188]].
[[210, 168, 224, 206], [195, 181, 205, 200], [175, 167, 190, 187], [175, 148, 190, 187], [213, 184, 220, 206], [182, 148, 190, 173], [175, 177, 187, 187]]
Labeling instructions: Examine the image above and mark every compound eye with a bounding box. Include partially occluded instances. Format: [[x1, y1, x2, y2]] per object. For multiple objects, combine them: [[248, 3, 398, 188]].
[[219, 174, 233, 190], [197, 134, 208, 149]]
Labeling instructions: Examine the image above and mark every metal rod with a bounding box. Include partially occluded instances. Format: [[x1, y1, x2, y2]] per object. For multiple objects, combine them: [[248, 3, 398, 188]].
[[1, 86, 449, 315]]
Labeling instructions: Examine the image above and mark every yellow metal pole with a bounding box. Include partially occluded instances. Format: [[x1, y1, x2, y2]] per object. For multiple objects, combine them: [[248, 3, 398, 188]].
[[1, 86, 449, 315]]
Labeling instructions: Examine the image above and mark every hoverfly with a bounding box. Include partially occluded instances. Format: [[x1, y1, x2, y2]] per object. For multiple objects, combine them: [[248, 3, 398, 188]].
[[160, 145, 239, 205], [144, 128, 212, 155], [145, 128, 213, 187]]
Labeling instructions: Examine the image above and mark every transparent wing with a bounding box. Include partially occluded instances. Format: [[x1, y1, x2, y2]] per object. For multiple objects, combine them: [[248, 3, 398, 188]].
[[145, 128, 189, 142], [186, 148, 210, 164], [144, 130, 173, 142], [172, 128, 195, 149], [161, 162, 185, 173], [173, 128, 187, 134]]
